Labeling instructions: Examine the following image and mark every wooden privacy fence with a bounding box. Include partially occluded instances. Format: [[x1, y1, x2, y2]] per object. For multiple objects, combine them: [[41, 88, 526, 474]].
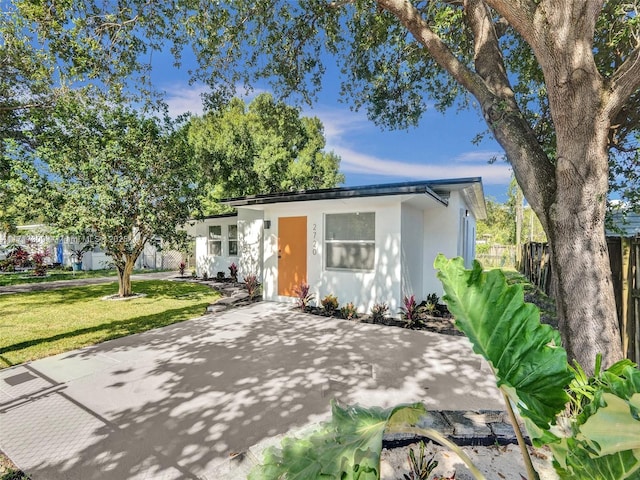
[[476, 244, 517, 269], [520, 238, 640, 363], [520, 242, 552, 295]]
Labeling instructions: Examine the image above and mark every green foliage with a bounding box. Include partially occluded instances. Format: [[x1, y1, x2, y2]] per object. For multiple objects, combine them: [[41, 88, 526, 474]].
[[21, 91, 201, 296], [435, 255, 640, 479], [435, 255, 573, 433], [187, 93, 344, 213], [249, 401, 426, 480], [0, 468, 31, 480], [321, 294, 339, 315]]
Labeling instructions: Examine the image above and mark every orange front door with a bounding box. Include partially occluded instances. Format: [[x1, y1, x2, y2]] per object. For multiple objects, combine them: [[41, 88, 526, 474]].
[[278, 216, 307, 296]]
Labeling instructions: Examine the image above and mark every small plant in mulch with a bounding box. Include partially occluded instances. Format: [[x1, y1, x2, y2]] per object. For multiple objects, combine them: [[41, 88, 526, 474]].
[[244, 274, 262, 300], [228, 262, 238, 283], [370, 302, 389, 323], [1, 452, 31, 480], [320, 294, 339, 316], [216, 271, 225, 281], [179, 262, 186, 277], [293, 282, 315, 311], [340, 302, 358, 320], [0, 468, 31, 480], [403, 440, 439, 480], [400, 294, 425, 329]]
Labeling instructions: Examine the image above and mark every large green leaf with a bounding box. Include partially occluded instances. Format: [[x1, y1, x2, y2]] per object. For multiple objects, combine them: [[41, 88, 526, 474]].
[[248, 401, 426, 480], [434, 255, 573, 432], [551, 437, 640, 480], [549, 364, 640, 479], [579, 393, 640, 455]]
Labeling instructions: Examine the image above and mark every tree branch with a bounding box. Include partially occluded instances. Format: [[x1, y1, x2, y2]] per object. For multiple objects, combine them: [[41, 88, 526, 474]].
[[464, 0, 556, 219], [376, 0, 493, 104], [606, 45, 640, 119], [378, 0, 556, 222], [483, 0, 536, 44]]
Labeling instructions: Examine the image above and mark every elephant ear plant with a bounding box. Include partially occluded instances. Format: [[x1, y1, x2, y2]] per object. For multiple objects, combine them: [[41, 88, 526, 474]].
[[249, 255, 640, 479]]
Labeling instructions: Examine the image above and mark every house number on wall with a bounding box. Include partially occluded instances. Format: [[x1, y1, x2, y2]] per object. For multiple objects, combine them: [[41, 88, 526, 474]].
[[312, 223, 318, 255]]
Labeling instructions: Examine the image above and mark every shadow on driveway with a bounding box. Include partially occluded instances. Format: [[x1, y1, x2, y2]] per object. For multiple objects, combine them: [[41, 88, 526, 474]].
[[0, 303, 502, 479]]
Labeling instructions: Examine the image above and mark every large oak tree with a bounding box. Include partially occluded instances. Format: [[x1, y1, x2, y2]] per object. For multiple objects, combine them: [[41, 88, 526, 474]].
[[4, 0, 640, 370]]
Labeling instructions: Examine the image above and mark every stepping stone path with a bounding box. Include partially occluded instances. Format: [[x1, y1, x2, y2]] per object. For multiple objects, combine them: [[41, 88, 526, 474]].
[[173, 277, 259, 313]]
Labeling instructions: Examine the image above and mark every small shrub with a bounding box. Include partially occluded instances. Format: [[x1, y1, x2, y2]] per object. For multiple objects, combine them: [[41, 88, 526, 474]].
[[202, 272, 209, 281], [244, 274, 261, 300], [190, 267, 196, 278], [321, 294, 339, 315], [340, 302, 358, 320], [0, 258, 15, 272], [31, 249, 49, 277], [216, 271, 225, 280], [293, 282, 315, 311], [370, 302, 389, 323], [1, 468, 32, 480], [400, 295, 423, 328], [425, 293, 440, 305], [179, 262, 186, 277], [422, 292, 441, 316], [3, 245, 30, 270], [228, 262, 238, 282]]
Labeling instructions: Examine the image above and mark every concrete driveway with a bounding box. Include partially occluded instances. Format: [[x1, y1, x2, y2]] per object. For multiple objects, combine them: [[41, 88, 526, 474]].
[[0, 303, 503, 479]]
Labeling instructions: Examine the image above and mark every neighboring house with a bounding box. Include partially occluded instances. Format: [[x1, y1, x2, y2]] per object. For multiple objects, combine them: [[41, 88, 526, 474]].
[[606, 211, 640, 238], [6, 224, 180, 271], [194, 178, 487, 315]]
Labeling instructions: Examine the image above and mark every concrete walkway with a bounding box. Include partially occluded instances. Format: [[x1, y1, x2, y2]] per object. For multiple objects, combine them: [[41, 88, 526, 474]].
[[0, 303, 503, 479]]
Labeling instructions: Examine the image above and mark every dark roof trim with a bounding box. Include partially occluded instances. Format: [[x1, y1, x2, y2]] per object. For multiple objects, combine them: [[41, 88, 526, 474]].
[[188, 212, 238, 222], [222, 178, 485, 208]]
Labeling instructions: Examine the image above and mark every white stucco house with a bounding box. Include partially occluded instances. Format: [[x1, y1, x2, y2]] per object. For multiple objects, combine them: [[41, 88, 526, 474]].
[[193, 178, 487, 314]]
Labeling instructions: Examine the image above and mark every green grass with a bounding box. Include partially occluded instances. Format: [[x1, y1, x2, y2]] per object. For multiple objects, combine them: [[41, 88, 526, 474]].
[[0, 268, 169, 287], [0, 280, 220, 368]]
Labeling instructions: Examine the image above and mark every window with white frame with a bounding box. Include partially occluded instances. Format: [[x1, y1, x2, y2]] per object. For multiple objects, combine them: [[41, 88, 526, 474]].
[[325, 212, 375, 270], [228, 224, 238, 255], [208, 225, 222, 256]]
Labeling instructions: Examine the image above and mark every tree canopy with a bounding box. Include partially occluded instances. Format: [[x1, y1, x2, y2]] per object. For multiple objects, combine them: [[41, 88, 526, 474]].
[[188, 93, 344, 214]]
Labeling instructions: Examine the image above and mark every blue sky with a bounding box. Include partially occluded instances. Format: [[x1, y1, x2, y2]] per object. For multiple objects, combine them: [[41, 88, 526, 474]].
[[151, 57, 513, 202]]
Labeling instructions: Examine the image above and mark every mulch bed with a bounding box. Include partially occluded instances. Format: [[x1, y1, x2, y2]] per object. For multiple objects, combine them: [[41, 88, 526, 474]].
[[303, 305, 464, 336]]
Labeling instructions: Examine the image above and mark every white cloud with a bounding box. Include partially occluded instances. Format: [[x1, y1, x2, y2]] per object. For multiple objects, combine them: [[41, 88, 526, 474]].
[[305, 107, 371, 142], [335, 145, 512, 185], [307, 105, 510, 185], [453, 151, 504, 163], [164, 83, 208, 117], [163, 83, 274, 118]]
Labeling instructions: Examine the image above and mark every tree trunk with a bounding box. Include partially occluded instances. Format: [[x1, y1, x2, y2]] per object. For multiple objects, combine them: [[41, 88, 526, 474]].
[[377, 0, 625, 373], [117, 257, 136, 297], [545, 119, 624, 371]]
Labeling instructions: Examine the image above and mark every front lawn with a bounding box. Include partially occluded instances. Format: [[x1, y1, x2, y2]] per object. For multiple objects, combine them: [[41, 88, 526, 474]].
[[0, 268, 166, 287], [0, 280, 220, 368]]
